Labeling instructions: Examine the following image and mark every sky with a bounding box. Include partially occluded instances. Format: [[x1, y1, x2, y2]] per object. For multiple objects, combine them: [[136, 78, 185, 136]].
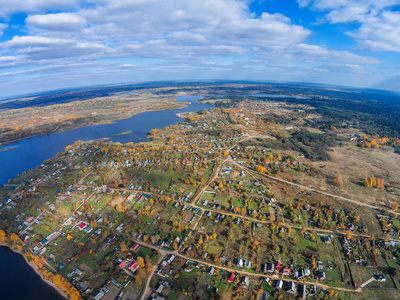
[[1, 0, 400, 98]]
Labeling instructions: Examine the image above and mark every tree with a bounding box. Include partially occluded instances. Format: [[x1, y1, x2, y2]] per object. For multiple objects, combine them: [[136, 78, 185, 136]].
[[392, 203, 399, 217], [137, 257, 145, 268], [119, 242, 127, 252], [0, 230, 6, 242], [172, 242, 178, 250], [333, 173, 343, 188], [135, 275, 142, 286], [346, 230, 353, 239], [90, 219, 97, 228]]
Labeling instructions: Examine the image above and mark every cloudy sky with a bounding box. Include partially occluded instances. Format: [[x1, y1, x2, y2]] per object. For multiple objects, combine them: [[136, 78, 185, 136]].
[[0, 0, 400, 98]]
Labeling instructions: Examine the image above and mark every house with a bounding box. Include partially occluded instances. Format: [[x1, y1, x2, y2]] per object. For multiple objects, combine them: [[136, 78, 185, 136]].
[[245, 260, 252, 268], [78, 222, 87, 230], [166, 254, 175, 263], [262, 263, 268, 273], [130, 243, 140, 252], [287, 281, 296, 294], [156, 283, 164, 294], [282, 266, 290, 276], [94, 290, 105, 300], [299, 284, 306, 299], [228, 273, 235, 283], [184, 265, 193, 273], [129, 262, 139, 273], [304, 269, 311, 277], [207, 267, 215, 275], [295, 269, 304, 279], [317, 271, 325, 281], [266, 263, 275, 273], [237, 258, 243, 268], [324, 236, 332, 243], [275, 260, 281, 273], [242, 276, 250, 288], [276, 280, 283, 289]]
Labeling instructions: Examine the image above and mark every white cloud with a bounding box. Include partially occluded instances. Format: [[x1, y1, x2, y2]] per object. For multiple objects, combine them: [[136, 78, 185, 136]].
[[1, 36, 109, 60], [347, 11, 400, 52], [301, 0, 400, 52], [0, 0, 80, 18], [3, 36, 71, 47], [0, 0, 394, 96], [26, 13, 86, 31]]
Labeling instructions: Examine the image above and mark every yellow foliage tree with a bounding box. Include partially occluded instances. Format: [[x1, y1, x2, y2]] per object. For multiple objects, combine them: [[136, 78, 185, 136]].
[[137, 256, 145, 268], [0, 230, 6, 242]]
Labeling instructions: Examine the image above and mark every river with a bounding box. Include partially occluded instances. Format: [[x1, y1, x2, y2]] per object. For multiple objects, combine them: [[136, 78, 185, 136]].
[[0, 95, 212, 300], [0, 96, 212, 185]]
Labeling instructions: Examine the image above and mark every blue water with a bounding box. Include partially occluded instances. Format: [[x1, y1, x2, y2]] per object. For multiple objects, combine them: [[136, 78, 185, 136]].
[[0, 96, 211, 185], [0, 246, 65, 300]]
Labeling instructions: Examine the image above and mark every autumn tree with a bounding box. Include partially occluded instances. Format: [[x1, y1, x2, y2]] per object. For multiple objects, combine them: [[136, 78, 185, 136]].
[[0, 230, 6, 242], [137, 256, 145, 268], [392, 203, 399, 217], [333, 173, 343, 188]]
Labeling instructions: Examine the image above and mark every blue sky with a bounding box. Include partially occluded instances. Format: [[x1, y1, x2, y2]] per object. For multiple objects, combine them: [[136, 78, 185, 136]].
[[1, 0, 400, 98]]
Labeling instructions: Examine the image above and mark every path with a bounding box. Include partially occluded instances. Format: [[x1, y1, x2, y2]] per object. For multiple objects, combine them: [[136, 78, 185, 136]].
[[360, 277, 376, 289], [141, 253, 166, 300]]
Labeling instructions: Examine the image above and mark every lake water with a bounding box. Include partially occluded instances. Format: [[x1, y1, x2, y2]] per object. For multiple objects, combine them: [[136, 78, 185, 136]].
[[0, 96, 211, 185], [0, 95, 211, 300]]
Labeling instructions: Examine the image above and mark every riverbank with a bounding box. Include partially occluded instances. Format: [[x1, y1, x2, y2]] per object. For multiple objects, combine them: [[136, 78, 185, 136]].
[[0, 146, 17, 151], [0, 99, 190, 147], [0, 243, 69, 300]]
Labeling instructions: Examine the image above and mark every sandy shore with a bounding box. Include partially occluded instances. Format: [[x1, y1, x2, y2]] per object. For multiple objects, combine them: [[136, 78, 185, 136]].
[[0, 243, 69, 300]]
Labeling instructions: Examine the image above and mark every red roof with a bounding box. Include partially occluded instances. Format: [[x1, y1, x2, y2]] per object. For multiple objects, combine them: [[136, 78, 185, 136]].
[[79, 222, 87, 229], [275, 260, 281, 270], [283, 266, 290, 275], [119, 262, 125, 268], [131, 243, 140, 252], [228, 273, 235, 282], [129, 262, 139, 273]]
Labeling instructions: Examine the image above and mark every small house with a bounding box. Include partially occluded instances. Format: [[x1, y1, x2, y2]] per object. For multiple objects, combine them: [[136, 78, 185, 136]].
[[228, 273, 235, 283], [275, 260, 281, 273], [130, 243, 140, 252], [267, 263, 275, 273], [276, 280, 283, 289], [282, 266, 290, 276], [287, 281, 296, 294], [242, 276, 250, 288]]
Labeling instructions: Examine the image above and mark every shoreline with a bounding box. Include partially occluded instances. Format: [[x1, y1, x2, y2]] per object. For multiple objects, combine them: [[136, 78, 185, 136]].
[[0, 243, 69, 300], [0, 100, 189, 147]]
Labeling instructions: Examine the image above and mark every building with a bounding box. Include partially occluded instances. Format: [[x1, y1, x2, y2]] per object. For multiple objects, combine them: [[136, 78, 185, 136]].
[[287, 281, 296, 294], [129, 262, 139, 273], [130, 243, 140, 252], [242, 276, 250, 288], [282, 266, 290, 276], [267, 263, 275, 273], [78, 222, 87, 230], [275, 260, 281, 273], [228, 273, 235, 283], [276, 280, 283, 289]]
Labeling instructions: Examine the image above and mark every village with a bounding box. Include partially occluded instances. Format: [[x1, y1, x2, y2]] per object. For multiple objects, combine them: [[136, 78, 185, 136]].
[[0, 100, 400, 300]]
